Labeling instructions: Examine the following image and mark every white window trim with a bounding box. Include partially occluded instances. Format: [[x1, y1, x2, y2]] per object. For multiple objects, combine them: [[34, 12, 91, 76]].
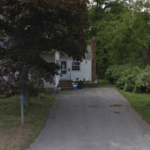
[[72, 61, 81, 71]]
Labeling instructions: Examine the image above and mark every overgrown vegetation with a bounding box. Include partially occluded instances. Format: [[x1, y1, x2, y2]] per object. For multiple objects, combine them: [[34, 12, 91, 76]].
[[105, 65, 150, 93]]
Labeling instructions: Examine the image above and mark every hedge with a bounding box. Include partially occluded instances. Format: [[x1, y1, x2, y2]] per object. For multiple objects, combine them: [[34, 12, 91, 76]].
[[105, 65, 150, 93]]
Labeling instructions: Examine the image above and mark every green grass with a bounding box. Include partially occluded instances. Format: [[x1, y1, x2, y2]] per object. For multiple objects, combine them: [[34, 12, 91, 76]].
[[0, 94, 56, 150], [97, 79, 116, 88], [89, 106, 98, 108], [114, 111, 120, 114], [98, 79, 150, 124], [109, 104, 123, 107], [83, 81, 95, 84], [118, 89, 150, 123]]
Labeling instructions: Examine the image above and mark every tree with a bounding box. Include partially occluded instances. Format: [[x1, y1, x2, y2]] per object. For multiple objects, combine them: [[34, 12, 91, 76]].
[[88, 0, 150, 68], [87, 0, 129, 78], [98, 0, 150, 67], [0, 0, 89, 106]]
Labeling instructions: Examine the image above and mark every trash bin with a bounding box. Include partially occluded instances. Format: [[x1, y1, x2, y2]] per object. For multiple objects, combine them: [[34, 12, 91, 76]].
[[73, 84, 77, 90], [77, 80, 83, 89]]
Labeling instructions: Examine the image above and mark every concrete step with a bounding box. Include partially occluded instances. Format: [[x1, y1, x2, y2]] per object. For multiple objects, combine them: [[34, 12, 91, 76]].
[[58, 85, 72, 87], [59, 80, 72, 82], [58, 80, 73, 91], [59, 82, 72, 84], [60, 87, 73, 91]]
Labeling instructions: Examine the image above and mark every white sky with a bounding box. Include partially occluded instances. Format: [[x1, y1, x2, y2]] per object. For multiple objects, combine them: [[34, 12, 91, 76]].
[[88, 0, 150, 12]]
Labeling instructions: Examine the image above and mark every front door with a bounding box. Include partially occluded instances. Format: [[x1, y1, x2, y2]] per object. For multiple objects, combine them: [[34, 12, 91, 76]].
[[60, 61, 67, 79]]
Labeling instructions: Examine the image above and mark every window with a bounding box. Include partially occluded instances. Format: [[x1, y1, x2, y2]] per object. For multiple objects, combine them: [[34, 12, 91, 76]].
[[72, 61, 80, 70]]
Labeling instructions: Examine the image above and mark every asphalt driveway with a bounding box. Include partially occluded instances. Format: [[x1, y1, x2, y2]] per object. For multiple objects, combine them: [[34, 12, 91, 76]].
[[26, 88, 150, 150]]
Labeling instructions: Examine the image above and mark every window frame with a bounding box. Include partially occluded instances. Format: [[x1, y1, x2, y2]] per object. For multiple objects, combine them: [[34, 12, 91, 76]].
[[72, 61, 80, 71]]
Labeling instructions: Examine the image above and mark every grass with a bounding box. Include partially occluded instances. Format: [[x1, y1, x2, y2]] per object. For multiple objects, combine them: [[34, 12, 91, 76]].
[[97, 79, 116, 88], [118, 89, 150, 123], [0, 93, 56, 150], [88, 106, 98, 108], [98, 79, 150, 124], [109, 104, 123, 107], [114, 111, 120, 114], [83, 81, 95, 84]]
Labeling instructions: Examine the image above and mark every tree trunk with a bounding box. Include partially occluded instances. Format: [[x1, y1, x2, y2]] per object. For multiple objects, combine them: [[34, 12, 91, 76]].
[[19, 66, 30, 107], [147, 45, 150, 66], [24, 84, 30, 107]]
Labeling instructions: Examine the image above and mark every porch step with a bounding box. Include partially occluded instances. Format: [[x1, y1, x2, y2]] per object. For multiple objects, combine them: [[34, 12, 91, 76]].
[[58, 83, 72, 86], [58, 80, 73, 91], [60, 87, 73, 91], [59, 80, 72, 82]]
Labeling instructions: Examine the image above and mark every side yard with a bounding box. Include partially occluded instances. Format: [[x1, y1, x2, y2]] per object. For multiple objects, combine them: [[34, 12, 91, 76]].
[[98, 79, 150, 124], [0, 94, 56, 150]]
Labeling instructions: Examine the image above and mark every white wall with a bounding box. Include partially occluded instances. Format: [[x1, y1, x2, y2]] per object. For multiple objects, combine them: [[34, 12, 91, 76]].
[[43, 79, 55, 88], [41, 52, 60, 89], [55, 52, 60, 87], [60, 58, 92, 81]]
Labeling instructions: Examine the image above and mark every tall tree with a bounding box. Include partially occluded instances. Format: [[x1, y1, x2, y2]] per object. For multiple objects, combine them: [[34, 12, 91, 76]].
[[98, 0, 150, 67], [0, 0, 89, 106], [87, 0, 129, 73]]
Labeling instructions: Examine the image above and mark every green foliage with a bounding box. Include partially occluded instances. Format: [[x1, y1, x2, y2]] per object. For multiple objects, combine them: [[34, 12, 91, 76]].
[[105, 65, 150, 93], [88, 0, 150, 67], [38, 93, 46, 99], [119, 89, 150, 123], [44, 94, 56, 101], [135, 66, 150, 93], [43, 88, 53, 95], [28, 82, 40, 97], [97, 69, 107, 79], [105, 65, 129, 84], [0, 0, 89, 107]]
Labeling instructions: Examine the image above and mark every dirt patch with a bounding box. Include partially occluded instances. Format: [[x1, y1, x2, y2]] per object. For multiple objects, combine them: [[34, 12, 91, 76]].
[[0, 124, 33, 150]]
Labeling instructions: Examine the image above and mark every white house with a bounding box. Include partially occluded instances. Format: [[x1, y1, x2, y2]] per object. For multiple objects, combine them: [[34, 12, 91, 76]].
[[40, 37, 97, 89], [0, 30, 96, 90]]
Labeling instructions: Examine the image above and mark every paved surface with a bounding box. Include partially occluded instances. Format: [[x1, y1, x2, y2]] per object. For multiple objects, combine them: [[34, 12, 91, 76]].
[[26, 88, 150, 150]]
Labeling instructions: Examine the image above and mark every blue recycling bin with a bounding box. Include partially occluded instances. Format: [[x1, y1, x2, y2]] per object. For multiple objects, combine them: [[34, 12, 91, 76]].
[[73, 84, 77, 90]]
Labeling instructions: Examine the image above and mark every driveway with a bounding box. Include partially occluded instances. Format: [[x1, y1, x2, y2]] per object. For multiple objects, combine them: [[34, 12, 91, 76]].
[[26, 88, 150, 150]]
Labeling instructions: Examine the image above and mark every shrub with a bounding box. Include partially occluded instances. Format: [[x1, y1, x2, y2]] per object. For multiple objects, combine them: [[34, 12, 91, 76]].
[[135, 69, 150, 93], [105, 65, 129, 84], [38, 93, 46, 99], [105, 65, 150, 93]]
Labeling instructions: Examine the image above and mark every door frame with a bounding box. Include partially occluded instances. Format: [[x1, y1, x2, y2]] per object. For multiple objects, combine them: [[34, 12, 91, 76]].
[[60, 61, 67, 80]]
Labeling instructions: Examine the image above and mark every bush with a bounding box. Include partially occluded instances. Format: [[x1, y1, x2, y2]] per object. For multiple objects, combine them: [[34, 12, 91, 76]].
[[97, 69, 107, 79], [38, 93, 46, 99], [28, 81, 45, 97], [105, 65, 150, 93], [105, 65, 129, 84], [135, 68, 150, 93]]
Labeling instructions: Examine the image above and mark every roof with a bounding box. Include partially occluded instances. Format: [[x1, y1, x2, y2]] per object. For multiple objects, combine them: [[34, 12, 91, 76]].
[[59, 45, 92, 59], [40, 54, 55, 63], [40, 45, 92, 61]]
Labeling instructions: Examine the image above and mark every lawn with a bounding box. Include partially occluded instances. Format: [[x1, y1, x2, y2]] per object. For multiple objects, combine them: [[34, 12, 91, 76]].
[[97, 79, 116, 88], [98, 79, 150, 124], [0, 94, 56, 150]]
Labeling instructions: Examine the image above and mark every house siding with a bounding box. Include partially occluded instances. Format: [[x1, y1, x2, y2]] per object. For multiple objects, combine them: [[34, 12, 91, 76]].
[[60, 59, 92, 81], [40, 54, 55, 89]]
